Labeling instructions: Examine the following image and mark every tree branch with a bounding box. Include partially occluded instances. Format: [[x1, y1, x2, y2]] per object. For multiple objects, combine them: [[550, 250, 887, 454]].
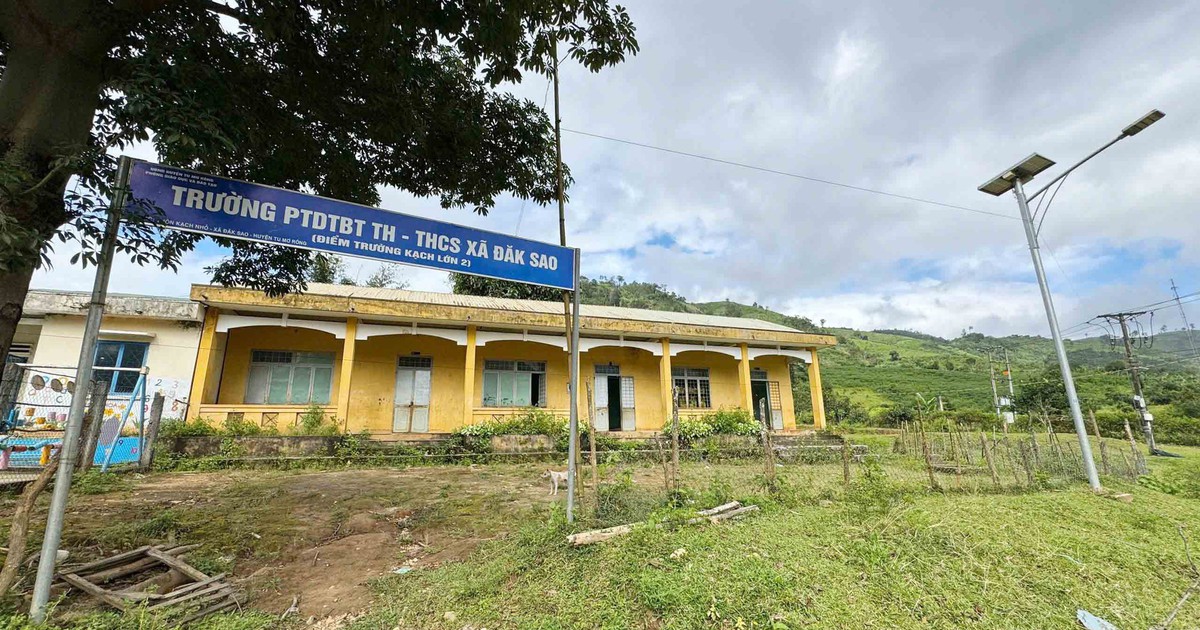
[[202, 0, 247, 22]]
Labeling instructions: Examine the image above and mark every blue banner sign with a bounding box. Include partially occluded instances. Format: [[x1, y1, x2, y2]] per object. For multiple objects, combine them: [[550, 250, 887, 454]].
[[127, 159, 577, 290]]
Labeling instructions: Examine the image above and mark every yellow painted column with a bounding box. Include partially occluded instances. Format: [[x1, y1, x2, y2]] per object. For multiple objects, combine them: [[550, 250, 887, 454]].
[[807, 349, 827, 429], [335, 317, 358, 427], [738, 343, 753, 412], [658, 339, 673, 430], [463, 326, 477, 427], [186, 307, 220, 420]]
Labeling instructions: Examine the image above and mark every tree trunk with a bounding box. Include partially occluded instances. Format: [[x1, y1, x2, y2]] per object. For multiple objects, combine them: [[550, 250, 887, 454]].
[[0, 8, 110, 362], [0, 452, 60, 595]]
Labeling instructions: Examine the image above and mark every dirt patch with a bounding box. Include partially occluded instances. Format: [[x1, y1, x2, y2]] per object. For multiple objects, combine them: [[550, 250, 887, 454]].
[[251, 532, 399, 618], [3, 464, 565, 620]]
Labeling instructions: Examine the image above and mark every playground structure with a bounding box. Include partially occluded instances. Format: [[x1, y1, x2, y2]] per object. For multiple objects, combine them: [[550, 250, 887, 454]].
[[0, 363, 160, 484]]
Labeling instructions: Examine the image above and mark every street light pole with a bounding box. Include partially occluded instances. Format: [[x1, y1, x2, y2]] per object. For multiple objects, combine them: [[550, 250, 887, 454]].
[[978, 110, 1164, 491], [1012, 178, 1101, 491]]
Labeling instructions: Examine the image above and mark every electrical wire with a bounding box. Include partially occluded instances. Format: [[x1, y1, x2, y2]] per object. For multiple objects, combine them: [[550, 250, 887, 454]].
[[1034, 171, 1070, 236], [561, 128, 1019, 221], [514, 75, 557, 237]]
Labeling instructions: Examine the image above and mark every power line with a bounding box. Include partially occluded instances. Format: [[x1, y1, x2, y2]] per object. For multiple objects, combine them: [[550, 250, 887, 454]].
[[1060, 291, 1200, 338], [562, 128, 1019, 221], [514, 75, 557, 237]]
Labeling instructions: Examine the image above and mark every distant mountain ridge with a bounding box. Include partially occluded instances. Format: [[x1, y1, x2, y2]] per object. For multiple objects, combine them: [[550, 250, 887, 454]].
[[571, 276, 1199, 415]]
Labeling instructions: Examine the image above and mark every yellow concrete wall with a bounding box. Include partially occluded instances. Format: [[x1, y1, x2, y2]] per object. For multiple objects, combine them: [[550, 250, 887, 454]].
[[671, 350, 743, 413], [210, 328, 810, 434], [217, 326, 344, 404], [583, 346, 665, 431], [348, 334, 466, 434], [29, 314, 201, 388], [473, 341, 570, 411], [750, 356, 798, 429]]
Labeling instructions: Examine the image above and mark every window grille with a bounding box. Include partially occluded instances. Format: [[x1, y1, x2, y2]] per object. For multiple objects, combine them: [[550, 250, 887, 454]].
[[397, 356, 433, 368], [482, 359, 546, 407], [672, 367, 711, 408], [594, 364, 620, 375], [246, 350, 335, 405], [94, 340, 149, 395]]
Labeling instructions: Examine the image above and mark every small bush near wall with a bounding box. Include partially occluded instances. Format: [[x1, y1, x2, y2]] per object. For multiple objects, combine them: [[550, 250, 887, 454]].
[[160, 404, 342, 438], [674, 408, 760, 444]]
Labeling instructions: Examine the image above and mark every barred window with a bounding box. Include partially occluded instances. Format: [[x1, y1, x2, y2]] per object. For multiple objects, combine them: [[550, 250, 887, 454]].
[[397, 356, 433, 369], [94, 341, 148, 395], [671, 367, 711, 409], [750, 368, 769, 380], [482, 360, 547, 407], [246, 350, 334, 405]]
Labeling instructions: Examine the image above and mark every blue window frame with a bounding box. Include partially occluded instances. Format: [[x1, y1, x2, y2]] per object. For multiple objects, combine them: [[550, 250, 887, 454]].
[[93, 340, 148, 395]]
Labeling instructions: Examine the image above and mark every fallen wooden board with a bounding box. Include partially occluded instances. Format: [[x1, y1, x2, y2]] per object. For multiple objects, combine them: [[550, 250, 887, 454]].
[[567, 503, 759, 547], [696, 501, 741, 517], [567, 524, 634, 546]]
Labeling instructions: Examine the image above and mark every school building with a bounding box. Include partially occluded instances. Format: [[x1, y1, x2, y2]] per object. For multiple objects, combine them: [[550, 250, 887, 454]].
[[185, 283, 837, 435], [8, 289, 202, 419]]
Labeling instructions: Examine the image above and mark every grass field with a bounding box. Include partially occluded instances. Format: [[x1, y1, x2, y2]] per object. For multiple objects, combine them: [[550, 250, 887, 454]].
[[0, 439, 1198, 629]]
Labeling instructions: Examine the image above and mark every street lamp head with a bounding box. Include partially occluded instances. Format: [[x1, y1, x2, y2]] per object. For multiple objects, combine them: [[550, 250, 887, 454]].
[[1121, 109, 1165, 137], [977, 153, 1056, 196]]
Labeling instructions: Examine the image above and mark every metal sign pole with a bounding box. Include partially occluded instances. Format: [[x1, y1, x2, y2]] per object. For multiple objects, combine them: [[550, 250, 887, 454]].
[[566, 248, 581, 523], [30, 156, 131, 621]]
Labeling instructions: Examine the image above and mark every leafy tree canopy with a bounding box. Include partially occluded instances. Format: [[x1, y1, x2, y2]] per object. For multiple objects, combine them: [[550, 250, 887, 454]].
[[0, 0, 638, 359]]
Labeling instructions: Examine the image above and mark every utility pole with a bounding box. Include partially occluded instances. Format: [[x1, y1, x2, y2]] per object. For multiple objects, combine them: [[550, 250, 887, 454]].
[[1096, 311, 1160, 454], [987, 349, 1002, 422], [1170, 279, 1198, 357], [1001, 348, 1016, 427]]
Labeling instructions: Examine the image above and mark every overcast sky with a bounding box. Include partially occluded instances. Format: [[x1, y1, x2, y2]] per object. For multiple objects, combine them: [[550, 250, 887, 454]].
[[33, 0, 1200, 339]]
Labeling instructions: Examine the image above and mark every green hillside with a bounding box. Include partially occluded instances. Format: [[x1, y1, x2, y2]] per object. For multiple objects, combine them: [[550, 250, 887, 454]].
[[573, 277, 1200, 435]]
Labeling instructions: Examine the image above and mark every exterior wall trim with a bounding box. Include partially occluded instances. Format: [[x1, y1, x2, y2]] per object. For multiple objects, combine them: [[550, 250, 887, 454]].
[[476, 330, 568, 350], [216, 314, 347, 339], [748, 347, 813, 363], [579, 338, 663, 356], [670, 342, 741, 359], [356, 322, 468, 345]]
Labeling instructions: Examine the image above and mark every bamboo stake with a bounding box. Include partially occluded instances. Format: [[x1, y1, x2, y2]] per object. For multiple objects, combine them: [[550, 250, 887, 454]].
[[1018, 441, 1035, 486], [1003, 438, 1021, 486], [670, 388, 680, 492], [918, 421, 939, 491], [1088, 409, 1110, 475], [981, 432, 1000, 489], [841, 438, 851, 488], [758, 399, 776, 490], [585, 383, 599, 512], [1122, 417, 1145, 475]]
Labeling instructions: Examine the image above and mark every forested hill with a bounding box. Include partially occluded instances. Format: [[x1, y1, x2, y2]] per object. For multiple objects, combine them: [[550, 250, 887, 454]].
[[564, 276, 1200, 418]]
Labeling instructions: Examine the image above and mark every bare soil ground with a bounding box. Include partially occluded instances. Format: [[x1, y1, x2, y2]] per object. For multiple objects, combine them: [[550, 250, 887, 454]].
[[0, 463, 577, 621]]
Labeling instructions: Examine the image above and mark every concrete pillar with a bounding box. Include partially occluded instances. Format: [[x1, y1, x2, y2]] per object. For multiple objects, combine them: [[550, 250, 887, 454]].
[[807, 349, 827, 429], [463, 325, 477, 427], [738, 343, 753, 412], [658, 338, 673, 429], [335, 317, 358, 425], [186, 307, 220, 420]]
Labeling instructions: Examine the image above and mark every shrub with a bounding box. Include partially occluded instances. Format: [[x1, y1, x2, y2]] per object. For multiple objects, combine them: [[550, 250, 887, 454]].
[[703, 408, 760, 436], [159, 417, 219, 438], [294, 403, 341, 436], [454, 407, 567, 440], [675, 417, 714, 442]]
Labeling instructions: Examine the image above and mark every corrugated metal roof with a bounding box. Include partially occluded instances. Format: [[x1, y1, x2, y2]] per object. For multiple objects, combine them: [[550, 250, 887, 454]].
[[302, 283, 803, 334]]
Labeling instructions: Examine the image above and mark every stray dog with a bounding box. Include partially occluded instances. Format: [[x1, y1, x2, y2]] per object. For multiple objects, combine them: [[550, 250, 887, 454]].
[[542, 469, 568, 496]]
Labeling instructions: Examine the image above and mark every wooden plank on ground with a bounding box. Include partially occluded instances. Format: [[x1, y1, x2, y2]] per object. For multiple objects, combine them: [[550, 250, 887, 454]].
[[146, 548, 210, 582], [148, 581, 236, 610], [61, 573, 130, 610], [57, 545, 152, 577]]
